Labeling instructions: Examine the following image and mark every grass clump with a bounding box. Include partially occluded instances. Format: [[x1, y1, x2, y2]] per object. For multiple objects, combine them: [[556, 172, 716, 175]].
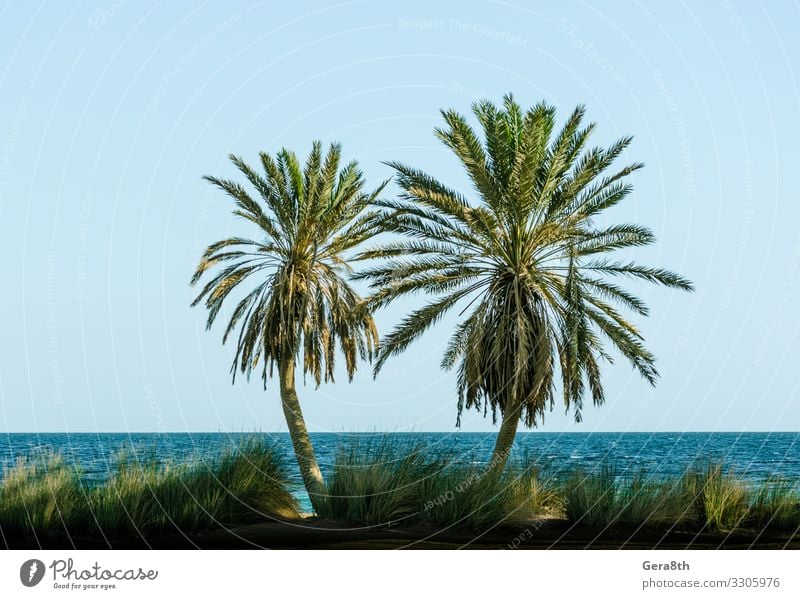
[[0, 437, 299, 541], [90, 438, 299, 536], [679, 462, 748, 531], [420, 463, 562, 528], [562, 461, 800, 534], [746, 479, 800, 532], [319, 437, 442, 525], [318, 437, 561, 528], [563, 465, 688, 529], [0, 453, 88, 539]]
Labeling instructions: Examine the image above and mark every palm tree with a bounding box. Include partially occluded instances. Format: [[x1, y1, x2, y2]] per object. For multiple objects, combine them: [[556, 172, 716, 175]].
[[357, 95, 693, 472], [191, 141, 386, 512]]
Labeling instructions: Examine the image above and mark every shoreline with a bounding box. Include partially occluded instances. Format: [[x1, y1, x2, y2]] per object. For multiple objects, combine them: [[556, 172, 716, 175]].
[[3, 439, 798, 549]]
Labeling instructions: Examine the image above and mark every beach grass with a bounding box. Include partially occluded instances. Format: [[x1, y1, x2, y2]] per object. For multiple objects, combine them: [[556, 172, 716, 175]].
[[679, 462, 749, 531], [0, 453, 87, 539], [418, 457, 563, 528], [319, 437, 443, 525], [316, 441, 799, 535], [318, 438, 562, 528], [2, 439, 798, 541], [563, 466, 689, 529], [0, 437, 299, 541], [561, 461, 800, 533], [747, 479, 800, 531]]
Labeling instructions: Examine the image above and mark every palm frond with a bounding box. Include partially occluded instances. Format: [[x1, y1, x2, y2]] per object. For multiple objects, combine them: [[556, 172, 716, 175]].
[[360, 95, 692, 430], [192, 142, 385, 387]]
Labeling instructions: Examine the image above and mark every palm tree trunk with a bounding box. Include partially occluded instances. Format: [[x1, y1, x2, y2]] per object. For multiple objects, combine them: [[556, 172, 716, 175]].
[[278, 355, 326, 513], [489, 404, 521, 474]]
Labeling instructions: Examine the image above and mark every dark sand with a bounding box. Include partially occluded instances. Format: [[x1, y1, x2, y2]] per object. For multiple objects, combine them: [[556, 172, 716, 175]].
[[3, 518, 798, 550]]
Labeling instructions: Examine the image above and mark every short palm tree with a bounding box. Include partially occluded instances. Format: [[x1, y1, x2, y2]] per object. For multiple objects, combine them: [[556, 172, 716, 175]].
[[357, 95, 693, 471], [191, 142, 385, 512]]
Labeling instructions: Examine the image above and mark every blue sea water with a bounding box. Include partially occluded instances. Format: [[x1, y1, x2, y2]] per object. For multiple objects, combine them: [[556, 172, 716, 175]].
[[2, 432, 799, 512]]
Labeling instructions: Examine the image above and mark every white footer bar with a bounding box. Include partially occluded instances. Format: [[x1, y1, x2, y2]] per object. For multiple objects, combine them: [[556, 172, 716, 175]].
[[0, 550, 795, 598]]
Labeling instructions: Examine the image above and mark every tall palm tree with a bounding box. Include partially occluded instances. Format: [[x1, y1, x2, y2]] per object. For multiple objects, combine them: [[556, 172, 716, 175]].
[[191, 141, 385, 512], [357, 95, 693, 472]]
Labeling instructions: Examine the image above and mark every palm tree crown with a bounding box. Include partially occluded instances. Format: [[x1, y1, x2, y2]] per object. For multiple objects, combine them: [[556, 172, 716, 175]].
[[192, 141, 384, 386], [357, 95, 692, 447]]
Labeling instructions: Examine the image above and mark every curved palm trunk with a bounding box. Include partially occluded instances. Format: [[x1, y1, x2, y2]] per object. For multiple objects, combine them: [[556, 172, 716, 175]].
[[278, 356, 326, 513], [489, 404, 521, 474]]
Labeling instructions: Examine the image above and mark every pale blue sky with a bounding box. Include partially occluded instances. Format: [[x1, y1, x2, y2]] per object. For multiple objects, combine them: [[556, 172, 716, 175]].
[[0, 1, 798, 433]]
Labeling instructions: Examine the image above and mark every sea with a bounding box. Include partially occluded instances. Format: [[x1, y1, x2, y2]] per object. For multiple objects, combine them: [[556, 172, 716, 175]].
[[2, 432, 799, 512]]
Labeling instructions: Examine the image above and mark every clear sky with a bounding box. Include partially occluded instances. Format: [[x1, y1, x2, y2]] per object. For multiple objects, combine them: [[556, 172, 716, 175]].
[[0, 1, 798, 433]]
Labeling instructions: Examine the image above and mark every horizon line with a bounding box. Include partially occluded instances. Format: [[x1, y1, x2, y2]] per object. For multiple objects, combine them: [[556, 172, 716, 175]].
[[2, 430, 798, 435]]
